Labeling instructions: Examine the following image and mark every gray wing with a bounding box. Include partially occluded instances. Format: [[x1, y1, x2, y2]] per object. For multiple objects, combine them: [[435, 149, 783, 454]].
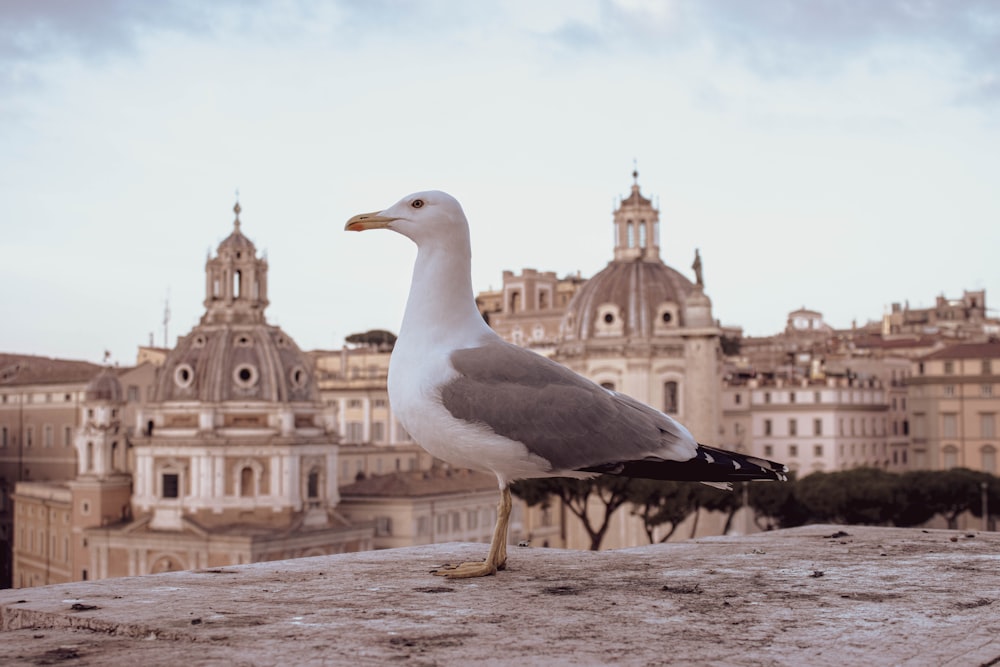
[[440, 340, 697, 471]]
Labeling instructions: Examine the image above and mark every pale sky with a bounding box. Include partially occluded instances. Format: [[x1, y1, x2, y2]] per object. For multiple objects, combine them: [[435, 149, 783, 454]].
[[2, 0, 998, 366]]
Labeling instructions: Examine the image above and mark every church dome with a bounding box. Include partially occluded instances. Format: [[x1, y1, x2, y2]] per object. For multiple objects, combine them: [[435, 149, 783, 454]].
[[152, 323, 317, 403], [85, 368, 124, 402], [151, 204, 317, 404], [558, 172, 709, 343], [561, 260, 696, 341]]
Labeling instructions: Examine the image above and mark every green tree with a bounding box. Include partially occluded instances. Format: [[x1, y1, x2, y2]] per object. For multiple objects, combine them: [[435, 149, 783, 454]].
[[511, 476, 632, 551], [625, 479, 698, 543], [796, 468, 901, 525], [915, 468, 996, 529], [967, 473, 1000, 530], [344, 329, 396, 349], [691, 483, 742, 536], [747, 477, 807, 529]]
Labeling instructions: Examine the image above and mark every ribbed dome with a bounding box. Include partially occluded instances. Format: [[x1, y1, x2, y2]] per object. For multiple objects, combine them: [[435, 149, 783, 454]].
[[85, 368, 123, 402], [152, 323, 317, 404], [560, 259, 696, 341]]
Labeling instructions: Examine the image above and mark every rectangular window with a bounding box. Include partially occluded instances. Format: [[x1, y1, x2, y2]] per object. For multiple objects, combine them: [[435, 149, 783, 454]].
[[25, 426, 33, 448], [789, 392, 796, 404], [763, 444, 774, 457], [346, 422, 363, 442], [44, 424, 53, 448], [371, 422, 386, 442], [788, 444, 798, 457], [1, 426, 7, 448], [944, 361, 954, 374], [127, 385, 140, 402], [64, 426, 73, 447], [814, 444, 824, 457], [942, 413, 958, 438], [162, 473, 180, 499], [788, 419, 797, 436], [944, 385, 955, 397], [764, 419, 772, 436], [982, 414, 996, 439], [813, 418, 822, 436], [983, 385, 994, 398], [983, 360, 993, 375]]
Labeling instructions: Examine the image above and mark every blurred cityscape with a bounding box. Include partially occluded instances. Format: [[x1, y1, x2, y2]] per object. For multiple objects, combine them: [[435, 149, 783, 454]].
[[3, 175, 997, 589]]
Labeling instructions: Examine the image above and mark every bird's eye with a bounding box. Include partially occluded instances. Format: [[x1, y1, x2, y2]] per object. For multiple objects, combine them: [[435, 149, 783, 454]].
[[411, 199, 424, 209]]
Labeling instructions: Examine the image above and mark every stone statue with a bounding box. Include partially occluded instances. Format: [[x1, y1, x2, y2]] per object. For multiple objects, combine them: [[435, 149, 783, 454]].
[[692, 248, 704, 288]]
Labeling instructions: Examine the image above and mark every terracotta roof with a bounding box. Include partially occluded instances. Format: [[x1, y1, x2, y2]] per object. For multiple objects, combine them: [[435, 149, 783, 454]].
[[921, 341, 1000, 360], [340, 468, 499, 498], [0, 353, 102, 387]]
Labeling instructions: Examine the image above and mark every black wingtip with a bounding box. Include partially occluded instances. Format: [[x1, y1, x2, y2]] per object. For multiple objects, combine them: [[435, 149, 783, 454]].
[[580, 444, 788, 484]]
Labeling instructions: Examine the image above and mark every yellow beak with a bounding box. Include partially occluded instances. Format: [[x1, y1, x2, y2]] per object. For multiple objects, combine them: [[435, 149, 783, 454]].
[[345, 211, 395, 232]]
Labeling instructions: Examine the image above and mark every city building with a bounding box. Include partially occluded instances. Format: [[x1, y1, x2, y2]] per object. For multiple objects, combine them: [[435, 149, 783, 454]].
[[877, 290, 995, 339], [339, 467, 527, 550], [478, 269, 587, 354], [907, 341, 1000, 473], [553, 171, 722, 445], [1, 357, 154, 588], [721, 375, 893, 476], [14, 204, 377, 586]]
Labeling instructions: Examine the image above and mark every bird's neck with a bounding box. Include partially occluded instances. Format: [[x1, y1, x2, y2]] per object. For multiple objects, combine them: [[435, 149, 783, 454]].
[[399, 241, 493, 349]]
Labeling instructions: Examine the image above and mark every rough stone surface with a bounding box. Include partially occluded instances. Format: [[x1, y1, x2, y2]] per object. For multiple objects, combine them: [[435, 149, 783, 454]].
[[2, 525, 999, 666]]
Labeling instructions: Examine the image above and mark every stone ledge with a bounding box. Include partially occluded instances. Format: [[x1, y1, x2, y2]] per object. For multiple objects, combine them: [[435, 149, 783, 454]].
[[2, 525, 999, 666]]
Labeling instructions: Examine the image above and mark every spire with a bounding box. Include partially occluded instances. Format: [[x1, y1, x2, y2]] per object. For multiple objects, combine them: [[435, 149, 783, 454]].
[[613, 168, 660, 262], [202, 200, 269, 324]]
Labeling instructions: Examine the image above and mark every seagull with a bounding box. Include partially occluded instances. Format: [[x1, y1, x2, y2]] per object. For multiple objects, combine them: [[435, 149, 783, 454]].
[[346, 190, 787, 578]]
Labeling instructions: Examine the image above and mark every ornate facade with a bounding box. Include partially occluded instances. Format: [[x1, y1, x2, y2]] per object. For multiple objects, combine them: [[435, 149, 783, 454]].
[[553, 173, 722, 444], [81, 205, 373, 579]]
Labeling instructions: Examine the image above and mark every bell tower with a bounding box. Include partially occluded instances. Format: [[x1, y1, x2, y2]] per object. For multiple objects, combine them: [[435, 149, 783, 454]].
[[202, 201, 269, 325], [613, 169, 661, 262]]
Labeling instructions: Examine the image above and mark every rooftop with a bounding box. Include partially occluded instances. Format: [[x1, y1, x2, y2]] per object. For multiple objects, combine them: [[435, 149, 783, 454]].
[[3, 525, 999, 666]]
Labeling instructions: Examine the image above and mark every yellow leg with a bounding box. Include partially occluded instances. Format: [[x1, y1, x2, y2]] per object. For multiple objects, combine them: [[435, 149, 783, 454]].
[[434, 486, 512, 579]]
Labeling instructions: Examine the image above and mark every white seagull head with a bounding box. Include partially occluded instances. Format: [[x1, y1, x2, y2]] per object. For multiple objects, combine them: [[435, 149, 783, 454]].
[[345, 190, 468, 247]]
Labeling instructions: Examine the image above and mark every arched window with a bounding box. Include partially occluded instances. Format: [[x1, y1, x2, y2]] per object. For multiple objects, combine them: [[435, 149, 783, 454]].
[[233, 269, 242, 298], [626, 221, 634, 248], [509, 291, 520, 313], [85, 442, 94, 472], [663, 381, 679, 414], [240, 466, 255, 497], [638, 221, 647, 247], [307, 468, 321, 500]]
